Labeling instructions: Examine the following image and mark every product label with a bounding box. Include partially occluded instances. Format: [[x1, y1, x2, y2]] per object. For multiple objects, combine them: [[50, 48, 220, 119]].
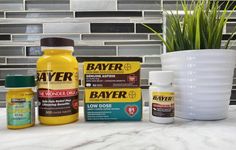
[[152, 92, 174, 117], [84, 88, 142, 121], [37, 66, 78, 117], [7, 99, 33, 126], [85, 88, 141, 103], [84, 61, 140, 87]]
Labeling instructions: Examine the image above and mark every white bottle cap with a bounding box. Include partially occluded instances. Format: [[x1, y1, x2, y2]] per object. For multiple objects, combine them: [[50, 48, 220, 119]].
[[149, 71, 173, 85]]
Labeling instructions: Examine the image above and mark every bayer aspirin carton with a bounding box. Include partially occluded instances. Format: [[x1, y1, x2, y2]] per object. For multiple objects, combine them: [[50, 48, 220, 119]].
[[83, 61, 140, 88], [84, 88, 142, 121]]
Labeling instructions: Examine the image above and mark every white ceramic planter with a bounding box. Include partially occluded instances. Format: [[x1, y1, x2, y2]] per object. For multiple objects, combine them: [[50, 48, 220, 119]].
[[161, 49, 236, 120]]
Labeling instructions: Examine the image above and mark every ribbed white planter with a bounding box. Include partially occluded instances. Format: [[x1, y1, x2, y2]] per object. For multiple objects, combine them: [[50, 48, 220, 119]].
[[161, 49, 236, 120]]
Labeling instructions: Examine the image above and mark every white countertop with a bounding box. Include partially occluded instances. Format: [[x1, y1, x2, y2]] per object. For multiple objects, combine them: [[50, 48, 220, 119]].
[[1, 106, 236, 150]]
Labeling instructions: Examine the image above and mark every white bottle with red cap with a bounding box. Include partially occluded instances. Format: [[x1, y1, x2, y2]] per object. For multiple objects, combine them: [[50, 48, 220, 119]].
[[149, 71, 175, 124]]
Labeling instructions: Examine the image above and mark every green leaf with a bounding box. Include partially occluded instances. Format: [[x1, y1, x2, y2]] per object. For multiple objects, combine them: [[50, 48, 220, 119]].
[[195, 5, 201, 49]]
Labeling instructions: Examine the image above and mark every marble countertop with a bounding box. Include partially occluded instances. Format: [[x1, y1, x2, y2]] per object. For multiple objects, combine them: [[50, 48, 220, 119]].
[[0, 106, 236, 150]]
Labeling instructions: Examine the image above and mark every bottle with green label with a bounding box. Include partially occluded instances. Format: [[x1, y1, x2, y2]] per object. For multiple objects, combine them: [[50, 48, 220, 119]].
[[5, 75, 35, 129]]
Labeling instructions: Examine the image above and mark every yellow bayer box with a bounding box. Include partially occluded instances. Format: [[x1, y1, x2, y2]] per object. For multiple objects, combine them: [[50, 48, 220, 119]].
[[84, 88, 142, 121], [83, 61, 140, 88]]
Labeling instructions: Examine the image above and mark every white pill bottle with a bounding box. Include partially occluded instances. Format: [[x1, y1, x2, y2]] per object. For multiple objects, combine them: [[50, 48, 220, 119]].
[[149, 71, 175, 124]]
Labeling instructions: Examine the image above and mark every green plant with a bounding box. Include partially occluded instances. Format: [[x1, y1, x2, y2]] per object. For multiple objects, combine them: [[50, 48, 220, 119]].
[[143, 0, 236, 52]]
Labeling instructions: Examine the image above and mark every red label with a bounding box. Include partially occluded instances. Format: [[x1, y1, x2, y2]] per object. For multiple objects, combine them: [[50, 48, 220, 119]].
[[38, 88, 78, 117], [38, 89, 78, 98]]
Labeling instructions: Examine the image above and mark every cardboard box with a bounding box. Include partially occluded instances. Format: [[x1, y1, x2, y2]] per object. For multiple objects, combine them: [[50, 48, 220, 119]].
[[84, 88, 142, 121], [84, 61, 140, 88]]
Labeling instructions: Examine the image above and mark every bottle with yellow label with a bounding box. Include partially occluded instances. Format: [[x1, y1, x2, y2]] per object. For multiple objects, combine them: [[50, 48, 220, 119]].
[[5, 75, 35, 129], [37, 37, 79, 125], [149, 71, 175, 124]]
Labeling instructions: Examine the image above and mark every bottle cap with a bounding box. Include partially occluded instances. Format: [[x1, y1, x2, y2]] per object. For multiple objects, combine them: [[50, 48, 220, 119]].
[[5, 75, 36, 88], [149, 71, 173, 85], [41, 37, 74, 47]]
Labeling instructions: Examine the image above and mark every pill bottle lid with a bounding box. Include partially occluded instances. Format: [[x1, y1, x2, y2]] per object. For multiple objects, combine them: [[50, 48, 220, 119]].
[[149, 71, 173, 85], [5, 75, 36, 88], [41, 37, 74, 52], [41, 37, 74, 47]]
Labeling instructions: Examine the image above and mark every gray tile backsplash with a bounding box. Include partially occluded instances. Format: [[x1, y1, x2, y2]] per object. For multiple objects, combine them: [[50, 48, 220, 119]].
[[0, 57, 6, 64], [0, 34, 11, 41], [143, 55, 161, 64], [118, 45, 162, 56], [70, 0, 117, 11], [104, 41, 161, 45], [118, 0, 162, 10], [6, 12, 74, 18], [149, 34, 162, 40], [91, 23, 134, 33], [141, 67, 162, 79], [144, 11, 163, 18], [43, 23, 90, 33], [0, 46, 25, 56], [82, 34, 148, 40], [12, 34, 81, 42], [75, 11, 142, 18], [7, 57, 38, 64], [0, 69, 35, 79], [74, 46, 117, 56], [226, 23, 236, 33], [25, 0, 70, 10], [0, 24, 42, 33], [26, 46, 42, 56], [0, 0, 23, 11], [0, 0, 235, 105], [0, 12, 4, 18], [163, 0, 192, 10], [0, 91, 5, 102], [142, 89, 149, 106], [136, 23, 162, 33]]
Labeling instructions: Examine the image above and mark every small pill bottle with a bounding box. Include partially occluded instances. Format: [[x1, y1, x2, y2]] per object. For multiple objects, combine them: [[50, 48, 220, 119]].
[[5, 75, 35, 129], [149, 71, 175, 124]]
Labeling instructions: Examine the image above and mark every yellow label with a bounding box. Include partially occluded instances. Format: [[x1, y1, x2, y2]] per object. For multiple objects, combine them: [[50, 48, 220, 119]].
[[85, 88, 141, 103], [37, 66, 78, 90], [84, 61, 140, 74], [152, 92, 174, 105]]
